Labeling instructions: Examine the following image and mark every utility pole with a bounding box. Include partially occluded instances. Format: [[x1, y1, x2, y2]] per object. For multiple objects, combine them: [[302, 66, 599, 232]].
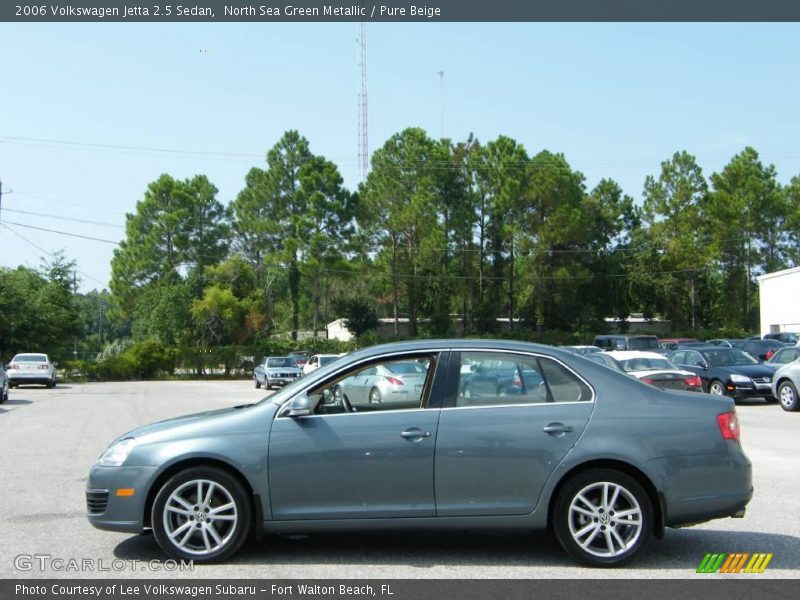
[[438, 70, 445, 138], [357, 21, 369, 181]]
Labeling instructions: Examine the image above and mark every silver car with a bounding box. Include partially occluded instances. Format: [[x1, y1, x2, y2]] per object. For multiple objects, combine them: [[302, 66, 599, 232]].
[[87, 340, 752, 567], [0, 362, 8, 403], [333, 360, 428, 406], [771, 359, 800, 411], [253, 357, 303, 390], [7, 353, 58, 388]]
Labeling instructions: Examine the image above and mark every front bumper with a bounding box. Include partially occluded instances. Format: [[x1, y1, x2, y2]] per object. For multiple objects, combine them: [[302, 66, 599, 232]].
[[726, 382, 774, 400], [86, 464, 158, 533]]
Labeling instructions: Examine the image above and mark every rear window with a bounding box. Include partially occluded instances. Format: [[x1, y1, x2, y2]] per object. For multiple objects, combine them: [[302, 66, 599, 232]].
[[319, 356, 338, 367], [619, 357, 675, 372], [12, 355, 47, 362]]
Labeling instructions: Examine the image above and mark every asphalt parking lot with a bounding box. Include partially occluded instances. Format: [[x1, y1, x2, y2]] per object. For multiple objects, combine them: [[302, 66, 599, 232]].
[[1, 381, 798, 579]]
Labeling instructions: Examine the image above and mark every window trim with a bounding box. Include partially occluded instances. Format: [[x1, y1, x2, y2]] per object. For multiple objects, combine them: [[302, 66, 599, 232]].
[[443, 349, 596, 410]]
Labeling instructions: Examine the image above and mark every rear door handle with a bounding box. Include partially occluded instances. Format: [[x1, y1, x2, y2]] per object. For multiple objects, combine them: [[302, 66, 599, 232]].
[[400, 428, 431, 440], [543, 423, 573, 435]]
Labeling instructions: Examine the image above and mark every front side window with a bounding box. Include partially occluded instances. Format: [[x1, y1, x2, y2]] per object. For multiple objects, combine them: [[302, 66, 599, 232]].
[[306, 355, 435, 415], [457, 352, 591, 407]]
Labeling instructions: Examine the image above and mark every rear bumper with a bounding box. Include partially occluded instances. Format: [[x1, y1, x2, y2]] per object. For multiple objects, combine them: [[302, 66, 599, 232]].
[[9, 372, 53, 384]]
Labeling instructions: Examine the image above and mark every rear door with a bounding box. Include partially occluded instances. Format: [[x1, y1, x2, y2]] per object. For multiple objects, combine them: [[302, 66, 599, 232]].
[[434, 350, 594, 516]]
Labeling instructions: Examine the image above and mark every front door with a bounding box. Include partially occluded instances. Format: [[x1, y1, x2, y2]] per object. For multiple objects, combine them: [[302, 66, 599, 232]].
[[268, 352, 443, 520]]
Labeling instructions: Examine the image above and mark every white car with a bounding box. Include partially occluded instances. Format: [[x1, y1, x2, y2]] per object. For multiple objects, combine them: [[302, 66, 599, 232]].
[[7, 353, 58, 389], [606, 350, 702, 392], [771, 359, 800, 411], [302, 354, 341, 375]]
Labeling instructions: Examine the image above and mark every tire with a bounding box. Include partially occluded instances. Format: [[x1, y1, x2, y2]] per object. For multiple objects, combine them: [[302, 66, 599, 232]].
[[707, 380, 726, 396], [778, 380, 800, 412], [553, 469, 654, 567], [151, 466, 252, 563], [0, 384, 7, 404], [51, 378, 56, 389], [496, 386, 507, 397], [463, 385, 473, 399], [254, 376, 261, 390], [369, 387, 382, 404]]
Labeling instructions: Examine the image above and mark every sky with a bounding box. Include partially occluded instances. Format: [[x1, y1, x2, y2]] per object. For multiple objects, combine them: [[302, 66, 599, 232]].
[[1, 22, 800, 291]]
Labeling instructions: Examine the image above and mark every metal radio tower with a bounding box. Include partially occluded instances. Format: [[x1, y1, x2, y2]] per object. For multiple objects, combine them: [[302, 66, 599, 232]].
[[357, 21, 369, 181]]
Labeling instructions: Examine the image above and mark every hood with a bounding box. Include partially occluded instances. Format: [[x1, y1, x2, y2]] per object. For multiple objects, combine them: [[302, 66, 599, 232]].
[[111, 402, 273, 445], [713, 363, 775, 378]]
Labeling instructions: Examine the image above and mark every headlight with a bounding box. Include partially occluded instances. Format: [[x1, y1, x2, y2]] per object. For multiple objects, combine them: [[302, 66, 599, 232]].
[[97, 438, 136, 466], [730, 374, 753, 385]]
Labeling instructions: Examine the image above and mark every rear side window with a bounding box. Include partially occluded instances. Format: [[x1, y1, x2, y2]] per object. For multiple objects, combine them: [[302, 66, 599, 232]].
[[456, 352, 592, 407]]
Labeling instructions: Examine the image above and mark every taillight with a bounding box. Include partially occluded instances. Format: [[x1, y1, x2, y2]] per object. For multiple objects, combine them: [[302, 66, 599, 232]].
[[38, 364, 49, 370], [385, 376, 403, 386], [717, 412, 740, 441], [512, 373, 522, 388], [9, 364, 18, 370], [766, 350, 774, 360], [641, 377, 655, 385], [684, 375, 702, 387]]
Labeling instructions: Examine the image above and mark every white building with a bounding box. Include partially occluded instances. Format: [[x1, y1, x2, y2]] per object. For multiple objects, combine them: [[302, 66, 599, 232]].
[[757, 266, 800, 337]]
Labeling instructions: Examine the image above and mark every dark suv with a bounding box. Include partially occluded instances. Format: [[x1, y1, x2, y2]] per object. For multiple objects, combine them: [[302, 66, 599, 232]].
[[593, 335, 661, 351]]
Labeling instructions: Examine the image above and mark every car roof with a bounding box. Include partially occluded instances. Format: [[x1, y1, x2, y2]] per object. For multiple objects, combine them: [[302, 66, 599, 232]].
[[343, 339, 576, 361], [606, 351, 670, 360]]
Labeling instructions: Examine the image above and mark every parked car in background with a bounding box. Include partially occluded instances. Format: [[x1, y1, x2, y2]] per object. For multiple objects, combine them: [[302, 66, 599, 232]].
[[764, 332, 799, 345], [607, 351, 702, 392], [765, 346, 800, 368], [740, 339, 787, 362], [771, 361, 800, 411], [87, 340, 752, 567], [583, 352, 625, 372], [0, 362, 8, 403], [657, 338, 701, 351], [668, 346, 776, 402], [334, 360, 430, 406], [560, 345, 603, 356], [288, 351, 311, 368], [302, 354, 341, 375], [706, 339, 744, 348], [6, 353, 57, 388], [593, 335, 661, 351], [254, 357, 303, 390]]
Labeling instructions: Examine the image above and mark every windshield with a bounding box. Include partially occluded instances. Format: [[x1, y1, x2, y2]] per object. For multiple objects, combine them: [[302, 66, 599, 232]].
[[619, 357, 676, 372], [267, 358, 297, 368], [704, 349, 758, 366], [628, 338, 660, 350]]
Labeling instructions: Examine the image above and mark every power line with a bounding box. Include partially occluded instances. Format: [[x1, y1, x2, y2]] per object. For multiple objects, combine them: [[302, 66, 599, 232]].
[[11, 190, 128, 216], [1, 223, 109, 287], [1, 207, 124, 229], [0, 220, 120, 244]]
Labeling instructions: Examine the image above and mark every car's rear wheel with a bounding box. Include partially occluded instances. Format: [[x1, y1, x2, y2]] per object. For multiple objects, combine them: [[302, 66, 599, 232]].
[[778, 381, 799, 412], [151, 467, 252, 563], [369, 387, 382, 404], [553, 469, 653, 567], [708, 380, 725, 396], [1, 383, 7, 403]]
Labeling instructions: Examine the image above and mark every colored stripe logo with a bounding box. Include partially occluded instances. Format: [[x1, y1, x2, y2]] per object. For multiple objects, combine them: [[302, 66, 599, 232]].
[[696, 553, 773, 574]]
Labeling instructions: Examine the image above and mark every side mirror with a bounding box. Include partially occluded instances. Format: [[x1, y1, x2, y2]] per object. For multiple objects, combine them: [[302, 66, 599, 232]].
[[283, 395, 311, 418], [53, 362, 59, 367]]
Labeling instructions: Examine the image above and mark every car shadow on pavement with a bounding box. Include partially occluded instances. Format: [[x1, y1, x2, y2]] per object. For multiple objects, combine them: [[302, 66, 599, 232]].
[[0, 397, 34, 413], [113, 528, 800, 571]]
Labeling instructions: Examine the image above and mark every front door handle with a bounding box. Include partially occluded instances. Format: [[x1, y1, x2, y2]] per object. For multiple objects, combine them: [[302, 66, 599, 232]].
[[543, 422, 573, 436], [400, 428, 431, 440]]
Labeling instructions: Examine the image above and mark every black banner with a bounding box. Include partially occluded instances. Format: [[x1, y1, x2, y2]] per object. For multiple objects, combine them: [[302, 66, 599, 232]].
[[3, 580, 798, 600], [5, 1, 800, 22]]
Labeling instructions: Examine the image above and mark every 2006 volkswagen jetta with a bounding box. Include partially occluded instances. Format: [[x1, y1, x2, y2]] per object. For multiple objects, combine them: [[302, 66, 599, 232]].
[[87, 340, 752, 567]]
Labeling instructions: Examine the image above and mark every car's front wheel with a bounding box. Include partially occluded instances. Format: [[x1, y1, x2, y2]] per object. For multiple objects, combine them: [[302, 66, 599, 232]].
[[707, 380, 725, 396], [151, 467, 252, 563], [254, 375, 261, 389], [778, 380, 800, 412], [553, 469, 653, 567]]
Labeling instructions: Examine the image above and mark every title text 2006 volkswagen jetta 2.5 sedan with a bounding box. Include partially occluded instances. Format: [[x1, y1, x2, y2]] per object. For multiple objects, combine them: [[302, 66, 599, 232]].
[[87, 340, 752, 567]]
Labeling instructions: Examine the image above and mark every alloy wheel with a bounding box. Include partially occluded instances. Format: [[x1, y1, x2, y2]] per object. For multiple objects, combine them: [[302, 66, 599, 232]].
[[162, 479, 238, 557], [567, 481, 644, 559], [709, 381, 725, 395]]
